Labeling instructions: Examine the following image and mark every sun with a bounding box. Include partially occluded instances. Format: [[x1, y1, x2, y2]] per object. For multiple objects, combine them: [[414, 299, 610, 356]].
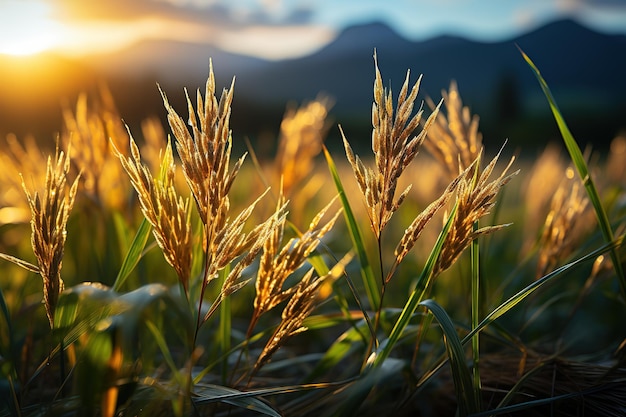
[[0, 1, 64, 56]]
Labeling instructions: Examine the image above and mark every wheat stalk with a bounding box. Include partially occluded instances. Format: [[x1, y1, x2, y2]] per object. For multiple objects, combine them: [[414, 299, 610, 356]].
[[536, 176, 591, 278], [61, 87, 131, 211], [160, 60, 241, 228], [251, 193, 342, 331], [274, 98, 331, 197], [252, 252, 352, 377], [342, 51, 441, 238], [522, 144, 567, 242], [22, 144, 80, 328], [424, 81, 483, 180], [434, 146, 518, 276], [158, 63, 291, 332], [392, 173, 461, 275], [113, 133, 193, 292]]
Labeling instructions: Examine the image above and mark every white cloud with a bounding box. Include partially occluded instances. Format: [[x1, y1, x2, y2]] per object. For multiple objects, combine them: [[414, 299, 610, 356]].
[[217, 24, 336, 60]]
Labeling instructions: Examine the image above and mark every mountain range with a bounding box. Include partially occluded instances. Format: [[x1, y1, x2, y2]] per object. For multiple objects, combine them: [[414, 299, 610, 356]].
[[1, 18, 625, 152]]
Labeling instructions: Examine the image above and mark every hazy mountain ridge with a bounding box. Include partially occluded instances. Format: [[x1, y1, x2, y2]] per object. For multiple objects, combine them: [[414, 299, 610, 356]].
[[235, 19, 626, 118], [1, 18, 625, 148]]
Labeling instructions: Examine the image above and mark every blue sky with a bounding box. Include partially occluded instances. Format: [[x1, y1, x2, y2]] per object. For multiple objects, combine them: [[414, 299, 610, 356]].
[[310, 0, 626, 41], [1, 0, 626, 59]]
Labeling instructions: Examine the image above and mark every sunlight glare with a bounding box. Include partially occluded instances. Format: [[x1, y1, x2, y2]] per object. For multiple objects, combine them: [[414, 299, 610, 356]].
[[0, 1, 64, 56]]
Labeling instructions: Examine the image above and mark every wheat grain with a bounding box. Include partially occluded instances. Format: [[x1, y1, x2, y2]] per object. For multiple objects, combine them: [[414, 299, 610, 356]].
[[22, 144, 79, 327], [536, 176, 591, 277], [252, 194, 342, 327], [342, 51, 441, 238], [252, 252, 352, 375], [424, 81, 482, 180], [434, 146, 518, 276], [275, 98, 332, 198], [114, 133, 193, 291]]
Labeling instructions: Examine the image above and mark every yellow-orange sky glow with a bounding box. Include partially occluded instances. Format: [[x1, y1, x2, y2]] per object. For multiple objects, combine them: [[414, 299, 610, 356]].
[[0, 0, 336, 60], [3, 0, 626, 61]]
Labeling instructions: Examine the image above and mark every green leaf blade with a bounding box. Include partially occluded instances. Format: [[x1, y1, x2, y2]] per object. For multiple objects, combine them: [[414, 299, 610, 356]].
[[520, 47, 626, 301], [113, 218, 152, 291], [323, 147, 379, 312]]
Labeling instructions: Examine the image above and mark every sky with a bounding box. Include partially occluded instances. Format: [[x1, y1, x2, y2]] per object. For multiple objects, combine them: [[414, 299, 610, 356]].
[[1, 0, 626, 60]]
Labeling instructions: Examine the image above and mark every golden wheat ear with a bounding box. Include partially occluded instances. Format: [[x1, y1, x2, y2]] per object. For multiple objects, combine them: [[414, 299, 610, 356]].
[[251, 194, 342, 332], [536, 176, 591, 278], [274, 97, 332, 197], [22, 144, 80, 328], [113, 132, 193, 292], [252, 252, 352, 377], [424, 81, 483, 180], [60, 88, 130, 211], [434, 146, 518, 276], [342, 51, 441, 238], [158, 61, 239, 228]]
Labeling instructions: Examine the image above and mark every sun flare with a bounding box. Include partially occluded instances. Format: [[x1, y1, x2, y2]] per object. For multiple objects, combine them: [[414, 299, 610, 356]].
[[0, 1, 65, 56]]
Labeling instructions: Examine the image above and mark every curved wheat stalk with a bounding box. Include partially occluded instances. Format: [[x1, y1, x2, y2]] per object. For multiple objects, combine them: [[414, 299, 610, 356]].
[[22, 144, 80, 328]]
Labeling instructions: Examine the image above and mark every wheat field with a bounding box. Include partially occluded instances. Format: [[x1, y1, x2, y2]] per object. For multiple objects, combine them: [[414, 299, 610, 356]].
[[0, 52, 625, 416]]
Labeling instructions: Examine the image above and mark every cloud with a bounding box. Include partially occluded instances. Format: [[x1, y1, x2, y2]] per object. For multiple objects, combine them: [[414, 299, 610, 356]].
[[556, 0, 626, 12], [217, 24, 336, 59], [49, 0, 316, 28], [43, 0, 332, 59]]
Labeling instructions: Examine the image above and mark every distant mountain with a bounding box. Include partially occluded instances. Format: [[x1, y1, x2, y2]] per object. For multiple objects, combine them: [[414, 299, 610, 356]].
[[1, 19, 625, 149], [273, 20, 625, 149], [233, 19, 626, 132], [85, 39, 271, 85]]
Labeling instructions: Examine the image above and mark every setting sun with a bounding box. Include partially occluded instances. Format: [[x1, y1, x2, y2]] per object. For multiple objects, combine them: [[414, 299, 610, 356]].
[[0, 0, 64, 56]]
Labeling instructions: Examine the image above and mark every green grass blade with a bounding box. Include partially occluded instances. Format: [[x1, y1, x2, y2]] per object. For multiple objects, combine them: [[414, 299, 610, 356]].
[[218, 266, 231, 384], [145, 320, 182, 383], [416, 236, 624, 393], [420, 299, 479, 416], [0, 282, 13, 350], [371, 201, 458, 368], [520, 48, 626, 300], [305, 311, 387, 382], [329, 358, 405, 417], [465, 234, 624, 343], [193, 380, 353, 415], [470, 220, 482, 409], [112, 218, 152, 291], [470, 384, 610, 417], [494, 361, 547, 410], [323, 146, 380, 311], [0, 283, 19, 412], [194, 384, 282, 417]]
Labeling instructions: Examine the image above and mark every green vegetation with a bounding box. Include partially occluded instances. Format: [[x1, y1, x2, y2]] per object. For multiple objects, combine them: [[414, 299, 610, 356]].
[[0, 51, 624, 416]]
